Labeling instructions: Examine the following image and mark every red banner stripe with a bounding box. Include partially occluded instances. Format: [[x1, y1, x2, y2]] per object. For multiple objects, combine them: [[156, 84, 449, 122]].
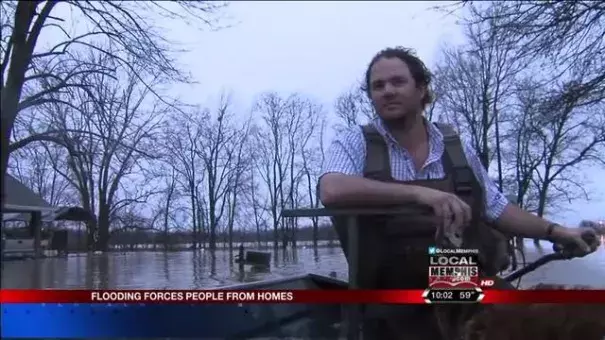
[[0, 289, 425, 304], [0, 289, 603, 304], [482, 289, 605, 304]]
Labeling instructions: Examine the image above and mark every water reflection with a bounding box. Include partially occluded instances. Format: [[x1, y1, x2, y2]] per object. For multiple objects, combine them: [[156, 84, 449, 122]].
[[162, 252, 170, 283], [192, 251, 205, 288], [2, 242, 604, 289]]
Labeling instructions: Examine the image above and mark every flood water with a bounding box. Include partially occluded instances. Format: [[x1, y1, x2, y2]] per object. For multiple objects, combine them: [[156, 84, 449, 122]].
[[3, 240, 605, 289]]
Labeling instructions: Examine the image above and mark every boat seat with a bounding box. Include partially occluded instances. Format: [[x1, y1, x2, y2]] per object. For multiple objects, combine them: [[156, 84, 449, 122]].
[[235, 251, 271, 267]]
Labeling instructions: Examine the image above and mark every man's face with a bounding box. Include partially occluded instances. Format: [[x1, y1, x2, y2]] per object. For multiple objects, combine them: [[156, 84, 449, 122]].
[[369, 57, 425, 122]]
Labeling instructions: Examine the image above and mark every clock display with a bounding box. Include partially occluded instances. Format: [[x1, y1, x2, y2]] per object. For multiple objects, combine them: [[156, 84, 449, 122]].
[[422, 287, 484, 304]]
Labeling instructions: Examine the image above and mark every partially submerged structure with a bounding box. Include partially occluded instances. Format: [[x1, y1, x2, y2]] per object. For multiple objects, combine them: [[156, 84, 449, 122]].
[[2, 174, 94, 258]]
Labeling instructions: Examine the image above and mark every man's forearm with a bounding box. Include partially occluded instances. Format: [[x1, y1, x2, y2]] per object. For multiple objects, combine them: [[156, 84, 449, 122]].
[[494, 204, 559, 240], [319, 173, 420, 207]]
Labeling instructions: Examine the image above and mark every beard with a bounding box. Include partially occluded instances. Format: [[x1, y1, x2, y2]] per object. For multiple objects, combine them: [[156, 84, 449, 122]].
[[378, 104, 423, 129]]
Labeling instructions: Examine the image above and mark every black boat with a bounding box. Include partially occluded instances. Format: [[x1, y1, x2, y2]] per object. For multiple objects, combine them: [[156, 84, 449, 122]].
[[209, 207, 598, 339], [213, 273, 347, 338], [213, 248, 577, 339]]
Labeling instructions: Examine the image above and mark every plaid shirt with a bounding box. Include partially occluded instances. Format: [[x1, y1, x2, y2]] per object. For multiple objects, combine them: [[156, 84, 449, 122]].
[[320, 119, 509, 222]]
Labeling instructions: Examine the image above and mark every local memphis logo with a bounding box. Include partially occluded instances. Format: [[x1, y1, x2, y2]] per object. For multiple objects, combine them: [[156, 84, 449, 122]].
[[428, 246, 493, 288]]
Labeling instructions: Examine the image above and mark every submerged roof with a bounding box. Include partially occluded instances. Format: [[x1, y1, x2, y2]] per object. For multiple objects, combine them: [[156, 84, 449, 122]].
[[2, 174, 94, 222]]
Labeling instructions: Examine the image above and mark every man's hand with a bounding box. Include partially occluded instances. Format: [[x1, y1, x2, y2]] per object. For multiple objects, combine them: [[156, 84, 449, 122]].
[[412, 186, 472, 236], [551, 226, 601, 257]]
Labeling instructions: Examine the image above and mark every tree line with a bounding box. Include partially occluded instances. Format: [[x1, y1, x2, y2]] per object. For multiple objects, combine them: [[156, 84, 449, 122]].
[[2, 1, 604, 252]]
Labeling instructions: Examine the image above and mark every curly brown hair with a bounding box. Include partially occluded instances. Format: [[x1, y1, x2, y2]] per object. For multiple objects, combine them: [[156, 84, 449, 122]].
[[363, 46, 434, 108]]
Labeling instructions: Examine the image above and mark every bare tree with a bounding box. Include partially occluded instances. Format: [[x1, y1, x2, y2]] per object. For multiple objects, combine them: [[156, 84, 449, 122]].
[[244, 131, 271, 247], [471, 1, 605, 245], [252, 92, 323, 248], [466, 1, 604, 94], [8, 140, 75, 207], [252, 93, 289, 249], [429, 2, 605, 249], [38, 51, 164, 251], [433, 13, 524, 187], [302, 116, 327, 249], [224, 117, 253, 252], [151, 165, 180, 250], [111, 206, 157, 250], [162, 110, 207, 249], [0, 0, 226, 217], [283, 96, 322, 248], [333, 82, 375, 130], [197, 95, 243, 251], [529, 86, 605, 220], [500, 78, 546, 214]]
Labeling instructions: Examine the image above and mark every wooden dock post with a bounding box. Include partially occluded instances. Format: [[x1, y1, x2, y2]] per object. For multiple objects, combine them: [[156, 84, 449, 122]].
[[346, 215, 360, 340]]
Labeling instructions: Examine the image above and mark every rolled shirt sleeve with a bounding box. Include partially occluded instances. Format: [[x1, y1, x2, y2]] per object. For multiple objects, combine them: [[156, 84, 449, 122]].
[[320, 127, 366, 179]]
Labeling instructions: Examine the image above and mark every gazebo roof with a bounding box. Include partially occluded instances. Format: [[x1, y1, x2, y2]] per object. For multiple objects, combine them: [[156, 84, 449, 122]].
[[2, 174, 94, 222], [4, 174, 53, 213]]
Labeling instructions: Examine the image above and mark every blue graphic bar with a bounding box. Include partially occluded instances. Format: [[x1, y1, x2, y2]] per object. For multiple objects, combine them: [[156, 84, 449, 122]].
[[1, 303, 340, 338], [2, 303, 258, 338]]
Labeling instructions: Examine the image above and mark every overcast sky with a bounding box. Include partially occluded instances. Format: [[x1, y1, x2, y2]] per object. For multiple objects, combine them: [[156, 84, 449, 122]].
[[159, 1, 604, 225], [38, 1, 604, 225], [167, 1, 465, 108]]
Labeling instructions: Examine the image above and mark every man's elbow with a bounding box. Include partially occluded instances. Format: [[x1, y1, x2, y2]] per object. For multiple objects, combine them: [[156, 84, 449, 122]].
[[318, 174, 345, 206]]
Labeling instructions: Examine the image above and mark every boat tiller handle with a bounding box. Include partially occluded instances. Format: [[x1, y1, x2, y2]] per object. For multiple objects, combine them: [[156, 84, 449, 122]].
[[504, 230, 599, 282], [552, 230, 599, 257]]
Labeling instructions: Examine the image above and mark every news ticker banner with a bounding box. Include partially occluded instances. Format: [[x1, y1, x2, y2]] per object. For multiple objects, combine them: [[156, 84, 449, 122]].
[[2, 290, 604, 338], [1, 288, 604, 304]]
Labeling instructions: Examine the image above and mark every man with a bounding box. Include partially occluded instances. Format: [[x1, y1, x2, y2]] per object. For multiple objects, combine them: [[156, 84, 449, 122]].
[[318, 47, 600, 339], [320, 46, 598, 257]]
